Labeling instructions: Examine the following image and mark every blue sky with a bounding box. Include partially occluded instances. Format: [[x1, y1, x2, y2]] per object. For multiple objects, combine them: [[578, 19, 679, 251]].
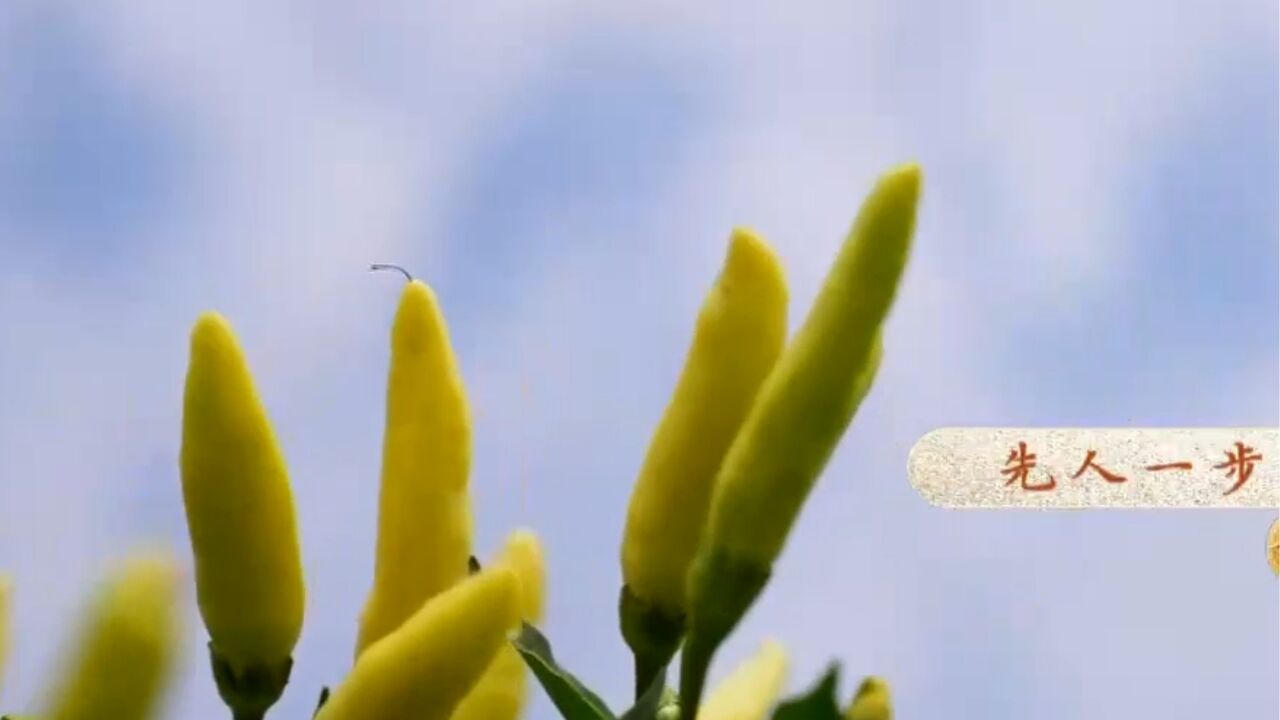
[[0, 2, 1276, 719]]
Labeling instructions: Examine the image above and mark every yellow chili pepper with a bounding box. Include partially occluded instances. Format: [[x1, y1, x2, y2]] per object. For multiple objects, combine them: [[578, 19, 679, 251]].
[[0, 575, 10, 697], [451, 529, 546, 720], [355, 279, 474, 658], [500, 529, 546, 622], [317, 565, 522, 720], [681, 164, 921, 715], [700, 164, 918, 567], [698, 640, 790, 720], [844, 677, 892, 720], [180, 312, 305, 709], [39, 553, 181, 720], [621, 228, 788, 617]]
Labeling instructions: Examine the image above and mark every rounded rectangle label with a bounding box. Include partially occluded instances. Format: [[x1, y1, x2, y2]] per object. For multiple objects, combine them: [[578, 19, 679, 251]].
[[908, 428, 1279, 508]]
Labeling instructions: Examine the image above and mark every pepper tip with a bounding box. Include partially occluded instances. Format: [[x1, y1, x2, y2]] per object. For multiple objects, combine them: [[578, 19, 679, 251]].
[[854, 675, 891, 699], [722, 226, 785, 293], [881, 162, 922, 199], [190, 312, 237, 352]]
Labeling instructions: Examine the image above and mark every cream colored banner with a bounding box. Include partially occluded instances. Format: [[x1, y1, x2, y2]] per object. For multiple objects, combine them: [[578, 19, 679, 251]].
[[908, 428, 1280, 509]]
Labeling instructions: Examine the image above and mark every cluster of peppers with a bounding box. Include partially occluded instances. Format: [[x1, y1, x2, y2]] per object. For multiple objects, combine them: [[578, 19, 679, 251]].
[[0, 161, 921, 720]]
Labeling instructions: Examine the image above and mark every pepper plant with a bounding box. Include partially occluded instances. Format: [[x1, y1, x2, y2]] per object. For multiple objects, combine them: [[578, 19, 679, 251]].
[[0, 162, 921, 720]]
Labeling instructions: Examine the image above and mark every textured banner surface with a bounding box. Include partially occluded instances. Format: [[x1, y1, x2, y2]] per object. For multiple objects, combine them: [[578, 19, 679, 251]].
[[909, 428, 1280, 508]]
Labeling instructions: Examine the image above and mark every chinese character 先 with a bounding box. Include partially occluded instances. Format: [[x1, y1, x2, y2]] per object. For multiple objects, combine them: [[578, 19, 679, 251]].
[[1002, 441, 1056, 491]]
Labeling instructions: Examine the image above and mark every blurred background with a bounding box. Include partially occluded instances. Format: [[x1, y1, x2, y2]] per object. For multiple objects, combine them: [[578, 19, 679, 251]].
[[0, 1, 1276, 718]]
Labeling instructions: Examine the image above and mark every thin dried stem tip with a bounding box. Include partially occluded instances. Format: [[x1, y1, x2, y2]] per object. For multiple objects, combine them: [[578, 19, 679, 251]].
[[369, 264, 414, 282]]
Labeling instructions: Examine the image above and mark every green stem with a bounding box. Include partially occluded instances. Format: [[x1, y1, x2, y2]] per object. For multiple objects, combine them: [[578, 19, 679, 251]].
[[633, 654, 667, 704], [677, 632, 716, 720], [618, 585, 685, 700], [678, 549, 773, 718]]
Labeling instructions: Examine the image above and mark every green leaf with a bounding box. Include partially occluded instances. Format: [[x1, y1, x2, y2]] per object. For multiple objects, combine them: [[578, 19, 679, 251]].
[[771, 663, 843, 720], [311, 686, 330, 718], [513, 622, 617, 720], [618, 665, 669, 720]]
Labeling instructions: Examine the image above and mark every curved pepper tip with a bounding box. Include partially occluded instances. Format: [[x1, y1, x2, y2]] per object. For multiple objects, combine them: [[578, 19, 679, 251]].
[[718, 228, 788, 317], [400, 277, 435, 301], [190, 311, 235, 347], [392, 279, 448, 354], [724, 227, 783, 281], [845, 676, 893, 720], [495, 528, 546, 622], [880, 162, 922, 199], [186, 312, 251, 390]]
